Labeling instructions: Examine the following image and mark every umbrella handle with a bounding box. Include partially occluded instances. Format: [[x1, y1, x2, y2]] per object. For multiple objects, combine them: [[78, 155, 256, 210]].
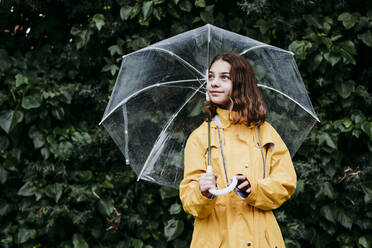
[[207, 165, 238, 195], [208, 176, 238, 196]]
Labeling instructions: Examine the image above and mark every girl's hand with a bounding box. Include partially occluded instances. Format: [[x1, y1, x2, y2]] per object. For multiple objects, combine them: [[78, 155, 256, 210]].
[[235, 174, 251, 198], [199, 173, 218, 198]]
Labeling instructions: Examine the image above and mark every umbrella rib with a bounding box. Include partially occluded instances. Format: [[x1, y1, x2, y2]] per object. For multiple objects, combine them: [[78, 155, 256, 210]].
[[207, 24, 211, 71], [136, 83, 206, 182], [165, 84, 206, 93], [124, 47, 205, 78], [240, 45, 295, 56], [99, 79, 203, 125], [257, 84, 320, 122]]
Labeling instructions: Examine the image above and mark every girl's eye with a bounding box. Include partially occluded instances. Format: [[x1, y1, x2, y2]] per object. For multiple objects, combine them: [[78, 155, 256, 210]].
[[208, 74, 214, 80], [222, 76, 230, 80]]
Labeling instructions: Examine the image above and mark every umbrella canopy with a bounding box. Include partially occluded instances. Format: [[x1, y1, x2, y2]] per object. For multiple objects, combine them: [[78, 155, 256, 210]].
[[100, 24, 319, 188]]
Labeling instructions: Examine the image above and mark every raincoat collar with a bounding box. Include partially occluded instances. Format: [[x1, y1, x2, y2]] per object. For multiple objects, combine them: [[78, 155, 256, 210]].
[[212, 108, 255, 129], [212, 108, 274, 147], [211, 108, 234, 128]]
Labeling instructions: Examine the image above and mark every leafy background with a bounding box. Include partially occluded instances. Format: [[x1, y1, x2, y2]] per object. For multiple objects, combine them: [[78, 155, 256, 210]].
[[0, 0, 371, 247]]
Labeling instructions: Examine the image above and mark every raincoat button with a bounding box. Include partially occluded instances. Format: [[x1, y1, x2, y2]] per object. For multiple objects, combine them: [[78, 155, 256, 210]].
[[244, 163, 249, 168], [247, 242, 252, 246]]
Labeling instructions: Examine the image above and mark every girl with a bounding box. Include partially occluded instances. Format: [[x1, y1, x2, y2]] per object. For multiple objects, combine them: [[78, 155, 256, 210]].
[[179, 53, 297, 248]]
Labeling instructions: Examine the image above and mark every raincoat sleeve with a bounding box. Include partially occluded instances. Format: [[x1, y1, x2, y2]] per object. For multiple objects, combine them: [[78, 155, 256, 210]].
[[179, 129, 217, 218], [244, 125, 297, 211]]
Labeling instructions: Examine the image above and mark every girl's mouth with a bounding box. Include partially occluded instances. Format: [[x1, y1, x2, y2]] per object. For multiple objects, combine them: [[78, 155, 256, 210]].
[[210, 91, 223, 94]]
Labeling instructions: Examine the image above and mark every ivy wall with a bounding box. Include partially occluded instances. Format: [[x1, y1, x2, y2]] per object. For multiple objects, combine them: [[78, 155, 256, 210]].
[[0, 0, 371, 247]]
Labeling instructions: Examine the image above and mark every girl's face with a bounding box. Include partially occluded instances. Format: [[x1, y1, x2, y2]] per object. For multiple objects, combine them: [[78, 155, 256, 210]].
[[207, 59, 233, 108]]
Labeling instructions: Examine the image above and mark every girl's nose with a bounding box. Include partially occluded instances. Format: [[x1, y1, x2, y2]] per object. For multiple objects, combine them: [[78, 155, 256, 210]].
[[210, 78, 220, 87]]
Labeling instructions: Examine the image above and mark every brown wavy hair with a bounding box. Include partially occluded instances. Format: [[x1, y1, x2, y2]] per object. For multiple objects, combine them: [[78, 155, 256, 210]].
[[204, 52, 266, 126]]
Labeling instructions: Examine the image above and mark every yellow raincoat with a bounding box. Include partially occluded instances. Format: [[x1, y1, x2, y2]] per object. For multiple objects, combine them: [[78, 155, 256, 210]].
[[179, 108, 297, 248]]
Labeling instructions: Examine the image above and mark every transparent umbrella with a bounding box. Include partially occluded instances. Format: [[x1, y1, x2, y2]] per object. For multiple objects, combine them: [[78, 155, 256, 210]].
[[99, 24, 319, 189]]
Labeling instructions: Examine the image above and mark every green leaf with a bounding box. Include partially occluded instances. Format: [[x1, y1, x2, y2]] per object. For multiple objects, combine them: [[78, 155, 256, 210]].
[[98, 198, 114, 216], [108, 45, 123, 56], [336, 80, 355, 99], [331, 34, 342, 41], [338, 12, 359, 29], [52, 140, 73, 158], [321, 37, 332, 49], [169, 203, 181, 215], [28, 125, 45, 149], [255, 19, 270, 35], [322, 20, 332, 33], [321, 182, 335, 199], [102, 64, 120, 76], [164, 219, 184, 241], [72, 131, 92, 144], [0, 235, 13, 244], [336, 208, 353, 229], [131, 3, 141, 18], [70, 27, 93, 50], [195, 0, 206, 8], [361, 122, 372, 140], [361, 182, 372, 204], [60, 90, 72, 104], [92, 14, 105, 31], [315, 181, 334, 199], [120, 6, 132, 20], [359, 236, 371, 248], [72, 170, 93, 182], [0, 110, 24, 134], [320, 205, 336, 223], [15, 74, 29, 87], [351, 113, 365, 124], [72, 233, 89, 248], [131, 239, 144, 248], [22, 94, 42, 109], [41, 147, 50, 160], [0, 91, 7, 106], [52, 107, 65, 120], [17, 181, 36, 197], [70, 26, 81, 36], [340, 40, 356, 55], [303, 15, 322, 29], [308, 53, 323, 72], [323, 52, 340, 66], [153, 7, 164, 21], [358, 30, 372, 47], [179, 0, 192, 12], [142, 1, 153, 20], [288, 40, 312, 60], [17, 228, 36, 244], [319, 133, 337, 150], [339, 118, 353, 131], [0, 200, 10, 216], [0, 166, 8, 184], [44, 183, 64, 203]]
